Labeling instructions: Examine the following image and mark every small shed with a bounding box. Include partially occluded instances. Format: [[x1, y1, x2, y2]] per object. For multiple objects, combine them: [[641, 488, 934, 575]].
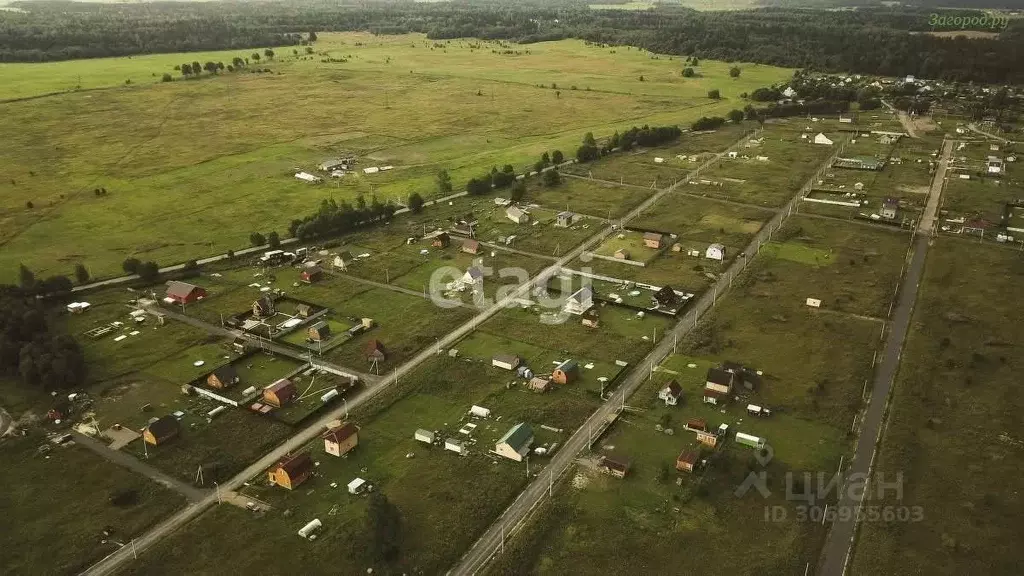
[[614, 248, 630, 260], [364, 339, 387, 363], [528, 377, 552, 393], [414, 429, 435, 444], [308, 321, 332, 342], [444, 438, 467, 455], [599, 454, 631, 478], [506, 206, 530, 225], [705, 243, 725, 261], [295, 303, 313, 318], [813, 133, 834, 146], [206, 364, 239, 389], [676, 450, 699, 473], [492, 354, 521, 371], [643, 232, 664, 249], [556, 212, 576, 228], [469, 405, 492, 418], [462, 239, 480, 255], [552, 360, 579, 384], [432, 232, 451, 248], [142, 415, 180, 446], [347, 477, 367, 494], [301, 267, 323, 284], [581, 308, 600, 329], [263, 379, 297, 407]]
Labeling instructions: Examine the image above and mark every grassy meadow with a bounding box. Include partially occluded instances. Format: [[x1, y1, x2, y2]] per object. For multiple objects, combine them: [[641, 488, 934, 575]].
[[0, 32, 792, 282]]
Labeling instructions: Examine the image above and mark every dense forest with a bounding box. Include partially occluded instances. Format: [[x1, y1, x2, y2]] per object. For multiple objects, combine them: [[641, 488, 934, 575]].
[[1, 1, 1023, 83]]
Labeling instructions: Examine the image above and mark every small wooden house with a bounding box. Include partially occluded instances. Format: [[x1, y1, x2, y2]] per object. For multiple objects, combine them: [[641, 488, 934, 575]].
[[552, 359, 579, 384], [676, 450, 699, 473], [301, 267, 323, 284], [581, 308, 600, 329], [142, 415, 180, 446], [206, 364, 239, 389], [263, 379, 297, 407], [462, 239, 480, 255], [365, 339, 386, 363], [431, 232, 451, 248], [414, 429, 435, 444], [267, 452, 313, 490], [495, 423, 534, 462], [643, 232, 664, 249], [492, 354, 521, 371], [295, 303, 313, 318], [658, 380, 682, 406], [614, 248, 630, 260], [332, 251, 353, 270], [252, 295, 275, 318], [528, 377, 552, 393], [307, 321, 331, 342], [599, 454, 632, 479], [323, 422, 359, 457]]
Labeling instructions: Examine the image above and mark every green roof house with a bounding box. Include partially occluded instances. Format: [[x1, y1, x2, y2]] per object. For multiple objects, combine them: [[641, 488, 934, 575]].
[[495, 423, 534, 462]]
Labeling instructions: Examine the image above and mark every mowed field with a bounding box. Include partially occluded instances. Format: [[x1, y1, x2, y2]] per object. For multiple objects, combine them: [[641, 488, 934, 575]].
[[0, 32, 791, 282], [851, 239, 1024, 576]]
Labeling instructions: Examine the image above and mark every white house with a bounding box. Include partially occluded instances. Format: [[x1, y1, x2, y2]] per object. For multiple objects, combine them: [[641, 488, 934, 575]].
[[462, 266, 485, 286], [813, 133, 834, 146], [444, 438, 467, 455], [506, 206, 530, 224], [705, 243, 726, 261], [414, 429, 435, 444], [658, 380, 682, 406], [295, 172, 322, 183], [563, 287, 594, 316], [987, 156, 1004, 174]]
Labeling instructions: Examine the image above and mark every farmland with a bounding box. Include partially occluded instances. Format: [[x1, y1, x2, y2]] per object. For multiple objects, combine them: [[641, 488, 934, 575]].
[[0, 32, 792, 283]]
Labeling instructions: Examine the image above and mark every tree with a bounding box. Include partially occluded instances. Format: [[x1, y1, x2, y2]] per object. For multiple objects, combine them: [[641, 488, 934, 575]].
[[251, 52, 261, 63], [122, 258, 141, 275], [583, 132, 596, 147], [203, 61, 218, 74], [407, 192, 425, 214], [682, 67, 696, 78], [638, 75, 644, 82], [510, 180, 526, 202], [502, 164, 514, 174], [552, 150, 564, 164], [305, 47, 314, 55], [226, 249, 235, 259], [543, 169, 561, 187], [74, 263, 90, 285], [25, 201, 33, 209], [182, 259, 200, 275], [533, 160, 545, 173], [466, 177, 491, 196], [708, 89, 721, 99], [18, 264, 35, 292], [137, 261, 160, 282], [180, 63, 192, 76], [692, 57, 700, 66], [161, 73, 172, 82], [192, 61, 201, 76], [250, 232, 266, 246], [728, 109, 745, 123], [436, 169, 452, 196], [366, 492, 401, 563], [308, 31, 318, 43], [729, 66, 741, 78], [264, 49, 275, 60], [232, 56, 245, 68], [267, 231, 280, 249], [541, 152, 551, 166]]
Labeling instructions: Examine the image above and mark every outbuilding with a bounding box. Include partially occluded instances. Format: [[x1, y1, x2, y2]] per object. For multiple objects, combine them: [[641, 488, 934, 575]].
[[301, 267, 323, 284], [323, 423, 359, 457], [206, 364, 239, 389], [307, 321, 332, 342], [563, 287, 594, 315], [165, 281, 207, 305], [414, 429, 435, 444], [492, 354, 521, 371], [263, 379, 297, 407], [705, 243, 726, 261], [142, 415, 180, 446], [268, 453, 313, 490], [643, 232, 664, 249], [495, 423, 534, 462], [552, 359, 579, 384]]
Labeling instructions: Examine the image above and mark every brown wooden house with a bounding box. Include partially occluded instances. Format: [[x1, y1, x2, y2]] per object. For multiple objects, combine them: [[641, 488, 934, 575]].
[[252, 295, 275, 318], [263, 379, 297, 407], [365, 339, 387, 363], [323, 422, 359, 457], [142, 415, 180, 446], [676, 450, 699, 473], [599, 454, 632, 479], [307, 321, 331, 342], [267, 452, 313, 490], [432, 232, 451, 248], [552, 359, 579, 384], [206, 364, 239, 389], [462, 239, 480, 255], [301, 267, 323, 284], [643, 232, 664, 249]]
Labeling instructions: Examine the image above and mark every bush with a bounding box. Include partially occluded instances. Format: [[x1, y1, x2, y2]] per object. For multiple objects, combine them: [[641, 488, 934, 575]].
[[249, 232, 266, 246], [407, 192, 425, 214], [122, 258, 141, 274], [543, 169, 561, 187]]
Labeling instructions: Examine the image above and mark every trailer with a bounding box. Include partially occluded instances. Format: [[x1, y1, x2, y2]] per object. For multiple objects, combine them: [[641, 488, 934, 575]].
[[297, 518, 323, 540], [735, 432, 766, 450], [746, 404, 771, 417]]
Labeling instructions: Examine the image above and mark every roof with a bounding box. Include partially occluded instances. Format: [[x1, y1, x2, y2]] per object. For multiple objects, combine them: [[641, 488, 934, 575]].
[[677, 450, 699, 465], [601, 453, 631, 472], [703, 388, 728, 399], [558, 211, 575, 219], [568, 287, 592, 303], [255, 294, 274, 308], [309, 320, 329, 332], [708, 243, 725, 251], [529, 376, 551, 388], [274, 452, 313, 478], [643, 232, 663, 242], [722, 361, 744, 373], [883, 197, 899, 208], [687, 418, 707, 431], [498, 423, 534, 451], [165, 281, 201, 299], [266, 379, 296, 403], [323, 422, 358, 444], [302, 266, 323, 276], [465, 267, 484, 280], [145, 415, 179, 441], [493, 353, 520, 365], [654, 285, 676, 304], [364, 339, 386, 354], [462, 239, 480, 251], [706, 367, 735, 386], [506, 206, 528, 219], [415, 428, 435, 438], [433, 232, 451, 240], [662, 380, 682, 397], [211, 364, 238, 384], [336, 250, 352, 260], [555, 359, 579, 373]]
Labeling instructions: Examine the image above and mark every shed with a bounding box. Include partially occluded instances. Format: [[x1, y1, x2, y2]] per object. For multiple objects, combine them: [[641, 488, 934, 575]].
[[492, 354, 521, 371], [705, 243, 725, 261], [581, 308, 600, 329], [556, 212, 576, 228], [462, 267, 485, 286], [263, 379, 297, 407], [323, 423, 359, 457], [599, 454, 632, 478], [506, 206, 530, 224], [813, 133, 834, 146], [268, 453, 313, 490], [676, 450, 699, 473], [735, 432, 766, 450], [495, 423, 534, 461], [165, 281, 207, 305], [462, 239, 480, 255], [295, 303, 313, 318], [414, 429, 436, 444], [444, 438, 467, 455], [614, 248, 630, 260], [301, 267, 323, 284], [643, 232, 664, 249], [142, 415, 180, 446], [528, 376, 552, 393], [552, 360, 579, 384], [347, 477, 367, 494], [432, 232, 451, 248], [364, 339, 386, 362], [563, 287, 594, 315], [308, 321, 332, 342], [470, 405, 492, 418], [332, 251, 353, 270]]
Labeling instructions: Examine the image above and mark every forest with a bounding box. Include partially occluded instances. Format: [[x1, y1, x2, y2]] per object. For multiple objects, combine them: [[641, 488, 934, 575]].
[[0, 1, 1022, 83]]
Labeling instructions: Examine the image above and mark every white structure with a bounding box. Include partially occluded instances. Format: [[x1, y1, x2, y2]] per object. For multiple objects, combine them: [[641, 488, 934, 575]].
[[66, 302, 91, 314], [727, 151, 738, 158], [654, 157, 665, 164], [363, 167, 380, 174], [462, 267, 484, 286], [747, 404, 771, 417], [705, 243, 726, 261], [987, 156, 1004, 174], [295, 172, 322, 183], [444, 438, 467, 455], [735, 432, 766, 450], [806, 298, 822, 308], [347, 478, 367, 494], [414, 429, 435, 444], [563, 287, 594, 316], [469, 405, 492, 418], [506, 206, 530, 224], [839, 116, 853, 124], [813, 133, 834, 146], [658, 381, 682, 406], [782, 86, 797, 99], [905, 75, 916, 84], [491, 354, 520, 371], [297, 519, 323, 540]]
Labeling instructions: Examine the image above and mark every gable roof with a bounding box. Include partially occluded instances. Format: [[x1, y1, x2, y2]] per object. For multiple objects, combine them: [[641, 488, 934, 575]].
[[275, 452, 312, 478], [568, 287, 592, 303], [706, 367, 735, 386], [677, 450, 699, 465], [707, 243, 725, 251], [498, 423, 534, 451], [465, 267, 484, 280], [654, 285, 677, 304], [364, 339, 386, 355], [303, 266, 323, 276], [558, 211, 575, 219], [555, 359, 579, 374], [662, 380, 682, 397], [309, 320, 329, 332], [166, 281, 201, 299], [266, 379, 296, 403], [601, 453, 631, 472], [323, 422, 358, 444], [211, 364, 238, 384], [462, 239, 480, 251], [643, 232, 663, 242], [506, 206, 528, 219], [255, 294, 274, 309], [145, 415, 179, 441], [493, 353, 520, 366]]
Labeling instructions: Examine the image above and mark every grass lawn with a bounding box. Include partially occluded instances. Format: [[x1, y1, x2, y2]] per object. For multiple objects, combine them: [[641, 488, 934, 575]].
[[526, 176, 653, 219], [592, 230, 663, 264], [850, 239, 1024, 576], [0, 433, 185, 576], [0, 32, 791, 283]]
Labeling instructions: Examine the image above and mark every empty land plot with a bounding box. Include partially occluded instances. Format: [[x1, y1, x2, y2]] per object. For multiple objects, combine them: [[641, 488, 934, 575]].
[[460, 204, 595, 257], [0, 433, 185, 576], [850, 239, 1024, 576], [564, 153, 692, 188], [581, 245, 726, 293], [634, 194, 772, 247], [939, 175, 1009, 222], [526, 177, 653, 219]]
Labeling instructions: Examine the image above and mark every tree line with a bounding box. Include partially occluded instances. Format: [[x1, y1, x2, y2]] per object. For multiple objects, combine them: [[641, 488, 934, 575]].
[[288, 196, 398, 242]]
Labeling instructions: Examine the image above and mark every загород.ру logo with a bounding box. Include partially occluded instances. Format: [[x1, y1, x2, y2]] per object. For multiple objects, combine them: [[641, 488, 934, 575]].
[[929, 11, 1009, 31]]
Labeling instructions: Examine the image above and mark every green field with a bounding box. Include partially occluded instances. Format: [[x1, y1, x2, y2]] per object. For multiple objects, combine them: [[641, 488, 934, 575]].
[[0, 32, 792, 283], [850, 239, 1024, 576]]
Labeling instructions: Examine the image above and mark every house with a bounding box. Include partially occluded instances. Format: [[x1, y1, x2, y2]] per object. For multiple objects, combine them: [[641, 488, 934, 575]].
[[332, 251, 353, 270], [323, 422, 359, 457], [658, 380, 682, 406], [556, 212, 576, 228], [599, 454, 632, 479], [462, 239, 480, 255], [295, 172, 322, 183], [142, 415, 180, 446], [813, 133, 834, 146], [564, 287, 594, 315], [263, 379, 297, 407], [581, 308, 600, 329], [365, 339, 387, 363], [676, 450, 699, 473], [696, 430, 719, 447], [267, 452, 313, 490], [252, 295, 275, 318], [301, 267, 323, 284], [318, 158, 350, 172], [206, 364, 239, 389], [880, 197, 899, 220], [307, 321, 332, 342], [295, 303, 313, 318], [705, 368, 735, 394], [165, 281, 207, 305], [702, 388, 728, 405], [414, 429, 435, 444], [705, 243, 726, 261], [492, 354, 521, 371], [643, 232, 664, 249], [528, 376, 552, 393], [988, 156, 1004, 174], [445, 438, 467, 455], [506, 206, 530, 224], [431, 232, 451, 248], [462, 267, 485, 286], [614, 248, 630, 260], [495, 423, 534, 462], [552, 359, 580, 384], [653, 285, 678, 308]]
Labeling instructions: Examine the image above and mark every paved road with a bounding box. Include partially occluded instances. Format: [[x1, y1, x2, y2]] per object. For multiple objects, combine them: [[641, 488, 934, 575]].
[[81, 136, 749, 576], [816, 136, 952, 576], [451, 142, 848, 576], [71, 431, 207, 503]]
